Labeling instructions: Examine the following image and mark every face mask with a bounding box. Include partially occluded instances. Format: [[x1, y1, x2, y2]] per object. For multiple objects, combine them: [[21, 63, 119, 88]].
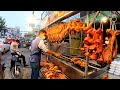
[[105, 41, 109, 44]]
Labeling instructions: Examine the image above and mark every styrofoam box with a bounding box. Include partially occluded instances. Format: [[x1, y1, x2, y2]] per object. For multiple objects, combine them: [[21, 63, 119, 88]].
[[111, 64, 117, 66], [110, 66, 116, 69], [109, 69, 115, 72], [109, 71, 114, 74], [115, 67, 120, 70], [116, 63, 120, 65], [114, 69, 120, 72], [114, 70, 120, 73], [110, 65, 116, 69], [114, 72, 120, 75], [115, 69, 120, 72], [113, 72, 120, 75], [115, 68, 120, 70], [110, 64, 116, 66], [116, 64, 120, 66], [111, 61, 118, 64], [109, 68, 115, 70], [116, 65, 120, 67], [110, 68, 116, 70]]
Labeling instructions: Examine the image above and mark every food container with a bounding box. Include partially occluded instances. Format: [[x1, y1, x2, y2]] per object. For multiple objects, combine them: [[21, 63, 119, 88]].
[[114, 72, 120, 76], [109, 70, 114, 74], [109, 68, 115, 72], [111, 61, 118, 64], [110, 65, 116, 69], [114, 70, 120, 74], [115, 66, 120, 69], [116, 62, 120, 65]]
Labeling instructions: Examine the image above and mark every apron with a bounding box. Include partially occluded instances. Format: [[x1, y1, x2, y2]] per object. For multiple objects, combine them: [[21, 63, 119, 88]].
[[30, 49, 41, 68]]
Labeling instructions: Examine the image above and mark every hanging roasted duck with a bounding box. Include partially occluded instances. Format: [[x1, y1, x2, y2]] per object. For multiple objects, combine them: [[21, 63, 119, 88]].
[[80, 26, 104, 60], [98, 29, 120, 64]]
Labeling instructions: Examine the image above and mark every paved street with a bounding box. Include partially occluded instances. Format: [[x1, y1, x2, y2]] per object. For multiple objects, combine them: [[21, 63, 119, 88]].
[[1, 48, 31, 79]]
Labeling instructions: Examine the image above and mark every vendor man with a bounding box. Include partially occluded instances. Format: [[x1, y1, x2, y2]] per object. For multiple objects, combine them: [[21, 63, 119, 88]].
[[30, 30, 61, 79]]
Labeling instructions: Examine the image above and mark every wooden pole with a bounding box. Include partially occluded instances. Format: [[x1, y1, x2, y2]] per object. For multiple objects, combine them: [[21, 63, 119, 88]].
[[89, 11, 100, 26], [84, 11, 100, 31], [86, 11, 90, 26]]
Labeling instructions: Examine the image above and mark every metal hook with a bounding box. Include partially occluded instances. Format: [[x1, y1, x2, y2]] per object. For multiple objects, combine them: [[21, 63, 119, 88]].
[[111, 20, 117, 30], [100, 22, 103, 31], [94, 22, 95, 29], [112, 17, 117, 22], [113, 21, 117, 30], [102, 22, 103, 31], [115, 23, 116, 30], [110, 18, 112, 29], [100, 22, 102, 29]]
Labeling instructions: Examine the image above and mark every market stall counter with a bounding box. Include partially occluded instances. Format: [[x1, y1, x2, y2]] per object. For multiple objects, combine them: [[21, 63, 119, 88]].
[[39, 11, 120, 79]]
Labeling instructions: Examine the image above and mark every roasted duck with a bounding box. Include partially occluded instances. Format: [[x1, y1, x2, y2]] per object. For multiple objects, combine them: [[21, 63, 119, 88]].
[[81, 26, 104, 60], [98, 29, 120, 63]]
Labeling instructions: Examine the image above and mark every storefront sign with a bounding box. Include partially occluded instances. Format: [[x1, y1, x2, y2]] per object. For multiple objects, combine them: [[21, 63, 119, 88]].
[[40, 11, 72, 29], [49, 11, 71, 23]]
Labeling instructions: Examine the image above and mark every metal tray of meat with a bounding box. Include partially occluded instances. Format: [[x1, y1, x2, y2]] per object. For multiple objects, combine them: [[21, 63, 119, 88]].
[[40, 59, 69, 79], [40, 68, 68, 79]]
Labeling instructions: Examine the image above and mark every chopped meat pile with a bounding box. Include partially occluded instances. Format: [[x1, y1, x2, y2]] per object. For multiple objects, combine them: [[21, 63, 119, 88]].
[[102, 74, 109, 79], [40, 60, 67, 79]]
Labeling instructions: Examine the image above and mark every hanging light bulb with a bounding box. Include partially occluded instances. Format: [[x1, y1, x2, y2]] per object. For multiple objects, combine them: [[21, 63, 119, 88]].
[[28, 26, 33, 32], [101, 17, 108, 23], [27, 11, 37, 25]]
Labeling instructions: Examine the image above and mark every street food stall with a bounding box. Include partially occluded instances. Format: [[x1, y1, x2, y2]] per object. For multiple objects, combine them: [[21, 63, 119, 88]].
[[39, 11, 120, 79]]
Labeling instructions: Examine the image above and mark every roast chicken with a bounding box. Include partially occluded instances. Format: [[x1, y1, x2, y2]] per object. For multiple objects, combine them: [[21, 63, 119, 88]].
[[40, 60, 67, 79], [46, 19, 85, 43]]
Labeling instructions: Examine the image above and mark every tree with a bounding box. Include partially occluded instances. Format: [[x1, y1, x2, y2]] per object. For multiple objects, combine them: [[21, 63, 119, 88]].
[[0, 16, 6, 32]]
